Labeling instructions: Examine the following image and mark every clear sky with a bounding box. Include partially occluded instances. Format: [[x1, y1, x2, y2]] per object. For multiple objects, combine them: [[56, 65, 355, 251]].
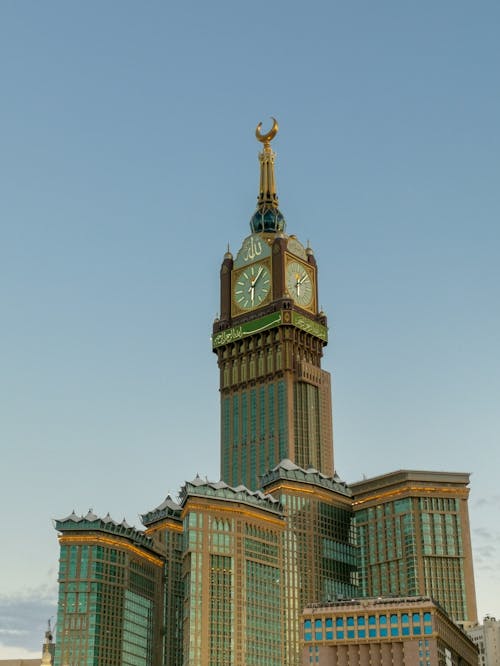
[[1, 1, 499, 657]]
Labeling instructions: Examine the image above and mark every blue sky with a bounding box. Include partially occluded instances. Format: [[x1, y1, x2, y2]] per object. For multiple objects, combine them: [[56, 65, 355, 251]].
[[1, 1, 499, 657]]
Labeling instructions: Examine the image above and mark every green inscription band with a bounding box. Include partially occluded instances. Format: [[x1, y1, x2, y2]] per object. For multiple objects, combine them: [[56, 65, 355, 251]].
[[291, 311, 328, 342], [212, 311, 328, 348]]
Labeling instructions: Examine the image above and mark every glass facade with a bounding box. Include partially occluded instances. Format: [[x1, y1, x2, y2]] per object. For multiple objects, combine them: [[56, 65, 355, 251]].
[[354, 483, 473, 623], [180, 485, 284, 666], [54, 534, 163, 666], [216, 319, 333, 492], [261, 468, 358, 666]]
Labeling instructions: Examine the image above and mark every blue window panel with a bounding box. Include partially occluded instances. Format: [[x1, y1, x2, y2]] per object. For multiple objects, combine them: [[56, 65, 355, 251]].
[[423, 613, 432, 624], [424, 626, 432, 635], [379, 615, 387, 625], [325, 619, 333, 628], [414, 626, 421, 635], [304, 620, 312, 630], [304, 633, 312, 641], [358, 630, 366, 638], [380, 628, 388, 637], [326, 631, 333, 640], [336, 618, 344, 627], [390, 614, 398, 625], [347, 617, 354, 627], [347, 630, 355, 639], [357, 616, 365, 626], [368, 616, 376, 625], [369, 629, 376, 638], [315, 620, 322, 629], [315, 632, 322, 640], [413, 613, 421, 623], [402, 627, 410, 636], [391, 627, 399, 637], [336, 631, 344, 639], [402, 613, 409, 624]]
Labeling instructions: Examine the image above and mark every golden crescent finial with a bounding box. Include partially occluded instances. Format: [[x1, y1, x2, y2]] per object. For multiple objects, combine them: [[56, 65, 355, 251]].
[[255, 117, 279, 144]]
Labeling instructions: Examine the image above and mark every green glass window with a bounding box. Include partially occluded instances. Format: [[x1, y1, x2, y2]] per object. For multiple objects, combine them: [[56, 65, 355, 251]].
[[232, 395, 239, 445], [241, 392, 247, 443]]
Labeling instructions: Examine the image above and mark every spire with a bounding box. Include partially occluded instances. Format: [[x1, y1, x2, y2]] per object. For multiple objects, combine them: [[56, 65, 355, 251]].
[[41, 643, 52, 665], [250, 117, 286, 233], [40, 619, 54, 665]]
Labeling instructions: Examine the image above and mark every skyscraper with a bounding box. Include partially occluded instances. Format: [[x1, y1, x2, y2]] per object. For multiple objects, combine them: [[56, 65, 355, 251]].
[[213, 118, 333, 491], [53, 120, 477, 666], [54, 512, 164, 666], [351, 470, 477, 627]]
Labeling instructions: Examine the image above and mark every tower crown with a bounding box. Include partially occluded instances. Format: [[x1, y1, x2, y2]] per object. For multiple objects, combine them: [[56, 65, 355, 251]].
[[250, 117, 286, 233]]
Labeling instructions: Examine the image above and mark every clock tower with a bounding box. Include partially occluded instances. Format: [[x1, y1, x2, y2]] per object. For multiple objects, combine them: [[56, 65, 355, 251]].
[[213, 119, 334, 490]]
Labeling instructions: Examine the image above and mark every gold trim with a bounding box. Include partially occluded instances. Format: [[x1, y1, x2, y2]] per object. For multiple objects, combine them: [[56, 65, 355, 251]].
[[266, 482, 352, 506], [145, 520, 183, 535], [58, 534, 164, 567], [352, 485, 469, 507], [231, 258, 273, 316], [285, 253, 316, 313], [182, 501, 285, 528]]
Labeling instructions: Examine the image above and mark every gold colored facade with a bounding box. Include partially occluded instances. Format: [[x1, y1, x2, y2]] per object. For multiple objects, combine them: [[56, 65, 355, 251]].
[[142, 479, 288, 666]]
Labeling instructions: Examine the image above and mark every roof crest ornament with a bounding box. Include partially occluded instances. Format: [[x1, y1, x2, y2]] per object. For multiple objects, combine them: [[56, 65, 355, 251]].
[[250, 117, 286, 233], [255, 117, 279, 146]]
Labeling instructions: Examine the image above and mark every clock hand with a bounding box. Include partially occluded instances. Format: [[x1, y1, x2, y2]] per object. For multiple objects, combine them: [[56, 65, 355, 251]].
[[248, 283, 255, 304], [252, 266, 264, 285]]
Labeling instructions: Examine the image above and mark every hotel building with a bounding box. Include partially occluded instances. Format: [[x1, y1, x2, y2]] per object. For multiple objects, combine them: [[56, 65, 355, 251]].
[[53, 121, 477, 666]]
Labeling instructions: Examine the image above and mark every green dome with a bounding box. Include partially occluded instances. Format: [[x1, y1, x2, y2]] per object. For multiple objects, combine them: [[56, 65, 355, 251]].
[[250, 207, 286, 233]]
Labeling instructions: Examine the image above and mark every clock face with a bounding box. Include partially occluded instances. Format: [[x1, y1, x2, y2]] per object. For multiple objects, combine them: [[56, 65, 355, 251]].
[[233, 263, 271, 311], [286, 260, 314, 308]]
